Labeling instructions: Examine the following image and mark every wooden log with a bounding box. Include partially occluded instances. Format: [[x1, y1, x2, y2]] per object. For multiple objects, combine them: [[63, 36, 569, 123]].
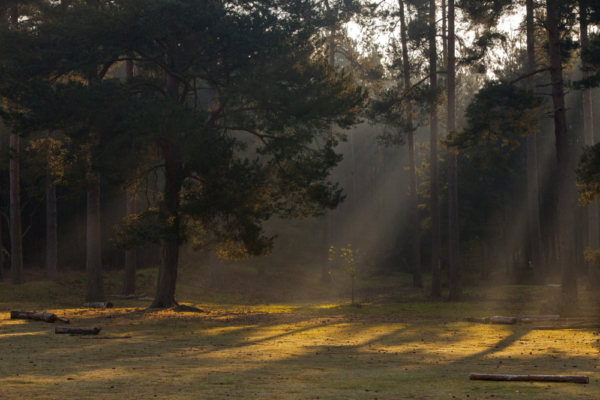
[[10, 311, 69, 323], [108, 294, 145, 300], [55, 327, 101, 335], [137, 297, 154, 301], [79, 335, 132, 339], [463, 317, 490, 323], [82, 302, 113, 309], [532, 323, 600, 330], [469, 373, 588, 384], [490, 316, 517, 325], [517, 315, 560, 322]]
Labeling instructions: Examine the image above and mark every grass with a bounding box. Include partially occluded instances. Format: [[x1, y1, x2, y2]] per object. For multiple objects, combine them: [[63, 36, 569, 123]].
[[1, 267, 600, 399]]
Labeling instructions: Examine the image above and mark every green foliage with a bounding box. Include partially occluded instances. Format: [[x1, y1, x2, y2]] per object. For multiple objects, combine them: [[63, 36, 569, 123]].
[[329, 244, 364, 304], [577, 143, 600, 205], [444, 80, 543, 172]]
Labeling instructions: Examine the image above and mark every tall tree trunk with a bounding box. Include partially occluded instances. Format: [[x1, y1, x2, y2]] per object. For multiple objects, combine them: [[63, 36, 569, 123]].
[[151, 72, 182, 308], [429, 0, 441, 298], [447, 0, 461, 301], [86, 177, 104, 301], [399, 0, 422, 288], [122, 60, 137, 295], [9, 4, 23, 285], [45, 153, 58, 278], [580, 2, 599, 290], [547, 0, 577, 303], [526, 0, 544, 285], [321, 27, 336, 284], [122, 188, 137, 294]]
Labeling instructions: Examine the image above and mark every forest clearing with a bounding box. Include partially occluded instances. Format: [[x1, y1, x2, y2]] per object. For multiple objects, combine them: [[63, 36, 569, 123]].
[[1, 269, 599, 400]]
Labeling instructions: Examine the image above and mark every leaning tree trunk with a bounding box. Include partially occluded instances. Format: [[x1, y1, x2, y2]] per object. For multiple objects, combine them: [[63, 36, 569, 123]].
[[399, 0, 422, 288], [547, 0, 578, 304], [45, 133, 58, 279], [86, 176, 104, 301], [429, 0, 442, 298], [122, 60, 137, 295], [9, 5, 23, 285], [447, 0, 461, 301], [151, 72, 182, 309], [526, 0, 544, 285], [580, 1, 599, 290]]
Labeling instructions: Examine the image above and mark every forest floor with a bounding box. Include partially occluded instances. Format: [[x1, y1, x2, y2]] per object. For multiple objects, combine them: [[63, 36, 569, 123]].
[[1, 267, 600, 399]]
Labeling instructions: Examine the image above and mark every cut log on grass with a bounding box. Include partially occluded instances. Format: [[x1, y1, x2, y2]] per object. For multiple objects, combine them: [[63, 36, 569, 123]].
[[532, 323, 600, 330], [82, 302, 113, 309], [490, 316, 517, 324], [137, 297, 154, 301], [108, 294, 145, 300], [517, 315, 560, 322], [79, 335, 132, 339], [463, 317, 490, 323], [55, 327, 101, 335], [469, 373, 588, 384], [11, 311, 70, 324]]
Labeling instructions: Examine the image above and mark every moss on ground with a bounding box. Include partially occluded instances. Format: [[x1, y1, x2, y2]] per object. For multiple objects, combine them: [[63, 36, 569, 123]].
[[0, 269, 599, 399]]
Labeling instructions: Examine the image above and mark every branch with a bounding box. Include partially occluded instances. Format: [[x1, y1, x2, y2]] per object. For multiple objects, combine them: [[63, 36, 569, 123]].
[[509, 68, 550, 85], [219, 126, 280, 140]]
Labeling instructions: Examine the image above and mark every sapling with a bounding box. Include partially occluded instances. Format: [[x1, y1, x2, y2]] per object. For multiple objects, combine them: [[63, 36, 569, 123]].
[[329, 244, 365, 305]]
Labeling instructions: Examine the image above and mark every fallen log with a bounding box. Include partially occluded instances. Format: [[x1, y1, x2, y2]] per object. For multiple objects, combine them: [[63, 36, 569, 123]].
[[463, 317, 490, 324], [469, 373, 588, 384], [79, 335, 132, 339], [490, 316, 517, 325], [108, 294, 145, 300], [55, 327, 101, 335], [532, 323, 600, 330], [137, 297, 154, 301], [82, 302, 113, 309], [11, 311, 70, 324], [517, 315, 559, 322]]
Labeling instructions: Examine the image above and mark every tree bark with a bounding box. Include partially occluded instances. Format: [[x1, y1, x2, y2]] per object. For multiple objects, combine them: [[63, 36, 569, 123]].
[[580, 2, 599, 290], [55, 327, 101, 335], [151, 71, 183, 309], [399, 0, 422, 288], [45, 141, 58, 278], [11, 311, 69, 323], [429, 0, 441, 298], [547, 0, 578, 304], [9, 5, 23, 285], [122, 60, 137, 295], [86, 177, 105, 301], [525, 0, 544, 285], [447, 0, 461, 301]]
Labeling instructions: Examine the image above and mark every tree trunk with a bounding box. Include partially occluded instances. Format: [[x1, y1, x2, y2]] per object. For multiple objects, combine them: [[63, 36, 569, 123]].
[[86, 177, 104, 301], [469, 373, 588, 384], [122, 60, 137, 295], [321, 26, 336, 285], [580, 2, 599, 290], [447, 0, 461, 301], [122, 188, 137, 294], [525, 0, 544, 285], [9, 5, 23, 285], [399, 0, 422, 288], [429, 0, 442, 298], [45, 143, 58, 278], [151, 71, 183, 309], [547, 0, 577, 304]]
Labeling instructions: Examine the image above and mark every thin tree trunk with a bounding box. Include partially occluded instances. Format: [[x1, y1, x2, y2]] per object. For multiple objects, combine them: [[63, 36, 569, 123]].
[[122, 60, 137, 295], [580, 2, 599, 290], [399, 0, 422, 288], [526, 0, 544, 285], [151, 71, 182, 308], [9, 4, 23, 285], [448, 0, 461, 301], [86, 177, 104, 301], [547, 0, 577, 304], [45, 156, 58, 278], [321, 26, 336, 284], [429, 0, 441, 298]]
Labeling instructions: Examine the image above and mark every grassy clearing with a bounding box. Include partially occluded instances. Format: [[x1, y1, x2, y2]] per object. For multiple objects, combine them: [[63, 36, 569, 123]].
[[1, 268, 599, 399]]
